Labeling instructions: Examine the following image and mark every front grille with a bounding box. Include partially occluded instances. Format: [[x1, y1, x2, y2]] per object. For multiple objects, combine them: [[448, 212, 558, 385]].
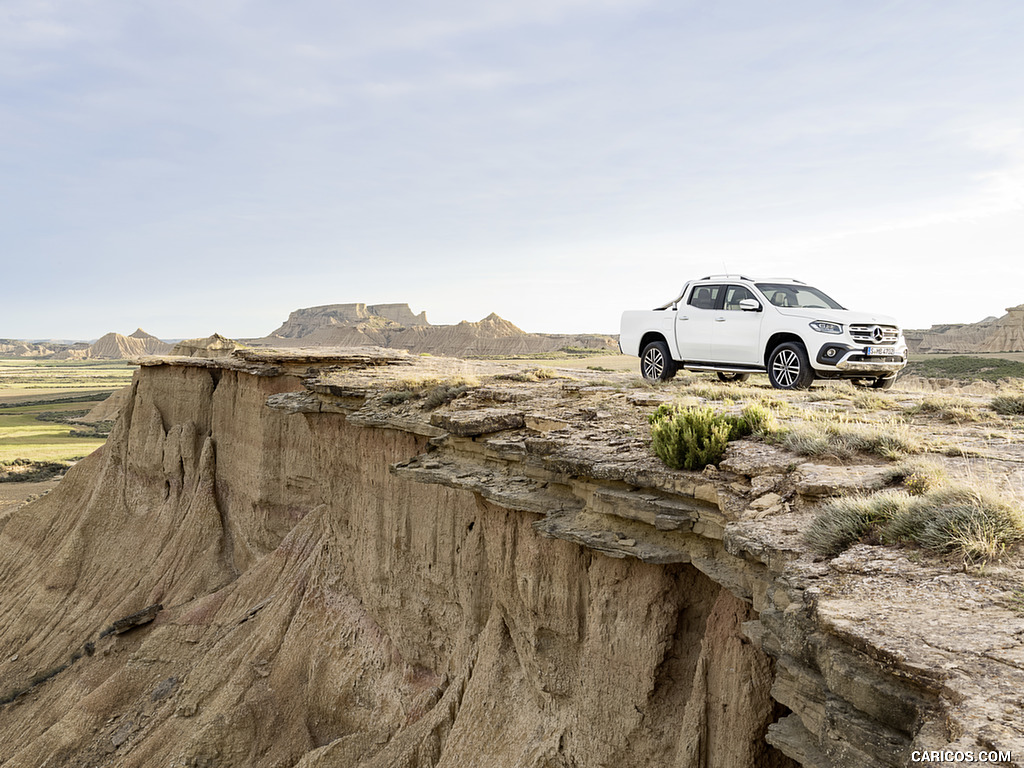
[[849, 324, 899, 344]]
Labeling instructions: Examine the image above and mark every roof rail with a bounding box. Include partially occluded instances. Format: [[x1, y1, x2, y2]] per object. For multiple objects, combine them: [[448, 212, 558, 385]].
[[699, 273, 754, 281], [756, 277, 806, 284]]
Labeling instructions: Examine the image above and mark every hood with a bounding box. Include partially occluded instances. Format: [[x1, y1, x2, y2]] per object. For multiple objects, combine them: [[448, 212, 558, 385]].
[[774, 307, 901, 328]]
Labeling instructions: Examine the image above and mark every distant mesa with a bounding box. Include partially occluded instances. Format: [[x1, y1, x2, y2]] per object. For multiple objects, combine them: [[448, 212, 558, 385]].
[[250, 303, 618, 357], [172, 333, 247, 358], [906, 304, 1024, 354]]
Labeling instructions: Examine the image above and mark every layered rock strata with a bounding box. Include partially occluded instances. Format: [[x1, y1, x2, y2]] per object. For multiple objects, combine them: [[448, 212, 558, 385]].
[[0, 350, 1020, 767]]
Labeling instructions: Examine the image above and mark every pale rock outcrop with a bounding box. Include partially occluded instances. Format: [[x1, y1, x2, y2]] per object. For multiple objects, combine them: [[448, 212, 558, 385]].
[[980, 304, 1024, 352], [171, 333, 246, 358]]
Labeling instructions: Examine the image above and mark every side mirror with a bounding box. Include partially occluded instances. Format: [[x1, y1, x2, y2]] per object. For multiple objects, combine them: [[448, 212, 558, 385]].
[[739, 298, 761, 312]]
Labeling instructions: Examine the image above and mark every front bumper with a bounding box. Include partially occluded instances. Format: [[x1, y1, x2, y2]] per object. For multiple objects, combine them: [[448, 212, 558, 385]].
[[814, 343, 907, 375]]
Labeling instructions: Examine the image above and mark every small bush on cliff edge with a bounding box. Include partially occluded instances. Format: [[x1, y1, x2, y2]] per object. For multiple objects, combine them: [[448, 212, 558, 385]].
[[649, 403, 774, 471]]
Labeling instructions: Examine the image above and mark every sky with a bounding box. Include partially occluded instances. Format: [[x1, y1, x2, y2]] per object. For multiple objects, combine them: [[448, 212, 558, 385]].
[[2, 0, 1023, 340]]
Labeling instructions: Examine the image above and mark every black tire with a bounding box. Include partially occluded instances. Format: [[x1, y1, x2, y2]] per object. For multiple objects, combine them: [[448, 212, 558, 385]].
[[717, 372, 751, 383], [640, 341, 677, 381], [871, 376, 897, 390], [767, 342, 815, 390]]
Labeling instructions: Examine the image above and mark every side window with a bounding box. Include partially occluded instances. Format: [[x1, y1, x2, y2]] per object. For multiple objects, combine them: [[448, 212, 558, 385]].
[[723, 285, 756, 310], [687, 284, 722, 310]]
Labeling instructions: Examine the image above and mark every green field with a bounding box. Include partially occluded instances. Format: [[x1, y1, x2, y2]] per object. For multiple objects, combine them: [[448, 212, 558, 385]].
[[0, 358, 135, 467], [902, 355, 1024, 382]]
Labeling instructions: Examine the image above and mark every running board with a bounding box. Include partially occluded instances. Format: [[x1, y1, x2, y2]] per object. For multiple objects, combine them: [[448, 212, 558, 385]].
[[683, 364, 766, 374]]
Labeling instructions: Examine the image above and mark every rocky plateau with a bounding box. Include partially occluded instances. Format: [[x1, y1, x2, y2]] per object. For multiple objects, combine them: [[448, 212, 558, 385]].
[[0, 349, 1022, 767]]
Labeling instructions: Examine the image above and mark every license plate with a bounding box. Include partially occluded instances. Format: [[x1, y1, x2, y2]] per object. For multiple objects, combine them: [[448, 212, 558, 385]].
[[866, 346, 895, 356]]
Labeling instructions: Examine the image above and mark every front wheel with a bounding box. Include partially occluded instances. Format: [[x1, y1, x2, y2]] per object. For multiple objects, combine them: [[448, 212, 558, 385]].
[[717, 372, 751, 383], [640, 341, 677, 381], [767, 343, 815, 390]]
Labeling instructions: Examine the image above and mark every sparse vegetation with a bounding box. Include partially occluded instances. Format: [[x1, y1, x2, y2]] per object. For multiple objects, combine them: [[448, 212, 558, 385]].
[[883, 457, 948, 495], [421, 384, 470, 410], [902, 356, 1024, 382], [381, 390, 415, 405], [806, 484, 1024, 564], [649, 403, 775, 470], [906, 396, 988, 423], [0, 458, 73, 483], [381, 374, 481, 409], [850, 391, 894, 411], [774, 413, 921, 460], [992, 394, 1024, 416], [496, 367, 560, 382]]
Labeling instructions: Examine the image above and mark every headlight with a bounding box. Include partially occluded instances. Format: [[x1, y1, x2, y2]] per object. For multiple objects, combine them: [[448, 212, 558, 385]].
[[809, 321, 843, 335]]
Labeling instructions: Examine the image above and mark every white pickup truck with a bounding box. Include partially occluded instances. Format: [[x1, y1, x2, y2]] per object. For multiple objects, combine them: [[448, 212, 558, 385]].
[[620, 275, 908, 389]]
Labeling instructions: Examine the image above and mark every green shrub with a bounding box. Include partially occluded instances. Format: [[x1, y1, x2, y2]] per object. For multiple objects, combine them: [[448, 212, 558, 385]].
[[992, 394, 1024, 415], [649, 403, 774, 470]]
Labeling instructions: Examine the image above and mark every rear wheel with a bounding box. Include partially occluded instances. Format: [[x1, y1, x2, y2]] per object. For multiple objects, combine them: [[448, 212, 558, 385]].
[[767, 343, 815, 390], [640, 341, 677, 381], [717, 371, 751, 383]]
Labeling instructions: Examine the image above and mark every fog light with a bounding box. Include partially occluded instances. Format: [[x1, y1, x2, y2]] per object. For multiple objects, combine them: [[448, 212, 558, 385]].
[[826, 348, 837, 358]]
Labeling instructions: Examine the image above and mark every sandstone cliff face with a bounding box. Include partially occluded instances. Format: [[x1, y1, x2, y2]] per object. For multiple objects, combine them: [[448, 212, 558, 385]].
[[906, 305, 1024, 354], [0, 358, 784, 767], [1, 352, 1021, 767]]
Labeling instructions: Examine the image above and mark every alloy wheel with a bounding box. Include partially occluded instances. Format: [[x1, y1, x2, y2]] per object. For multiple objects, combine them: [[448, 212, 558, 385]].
[[642, 348, 664, 379], [772, 349, 800, 387]]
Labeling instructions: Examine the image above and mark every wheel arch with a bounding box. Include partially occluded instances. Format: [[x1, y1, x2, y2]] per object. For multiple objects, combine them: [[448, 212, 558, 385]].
[[640, 331, 670, 356], [763, 332, 805, 368]]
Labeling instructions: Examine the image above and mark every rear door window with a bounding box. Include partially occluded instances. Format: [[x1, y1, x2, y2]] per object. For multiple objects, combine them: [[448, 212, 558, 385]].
[[687, 284, 722, 310]]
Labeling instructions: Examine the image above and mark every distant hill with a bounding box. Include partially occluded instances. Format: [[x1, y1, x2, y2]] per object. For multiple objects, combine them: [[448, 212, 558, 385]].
[[56, 329, 172, 359], [906, 305, 1024, 354], [0, 339, 64, 357], [251, 303, 618, 357]]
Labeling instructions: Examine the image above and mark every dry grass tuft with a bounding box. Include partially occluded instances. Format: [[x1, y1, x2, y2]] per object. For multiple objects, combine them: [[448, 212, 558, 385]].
[[992, 394, 1024, 416], [806, 483, 1024, 564], [775, 413, 921, 460], [907, 395, 989, 423]]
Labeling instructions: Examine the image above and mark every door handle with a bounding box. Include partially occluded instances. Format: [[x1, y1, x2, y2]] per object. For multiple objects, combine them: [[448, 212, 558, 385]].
[[678, 316, 689, 321], [715, 317, 726, 322]]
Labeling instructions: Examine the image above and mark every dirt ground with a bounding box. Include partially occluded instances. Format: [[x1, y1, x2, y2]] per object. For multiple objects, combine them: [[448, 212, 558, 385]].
[[0, 478, 62, 519]]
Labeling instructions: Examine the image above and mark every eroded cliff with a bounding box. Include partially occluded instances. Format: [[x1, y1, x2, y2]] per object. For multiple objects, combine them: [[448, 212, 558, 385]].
[[0, 350, 1021, 767]]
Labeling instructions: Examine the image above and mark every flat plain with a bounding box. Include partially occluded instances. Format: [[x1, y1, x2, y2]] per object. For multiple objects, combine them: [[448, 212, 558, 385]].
[[0, 358, 135, 465]]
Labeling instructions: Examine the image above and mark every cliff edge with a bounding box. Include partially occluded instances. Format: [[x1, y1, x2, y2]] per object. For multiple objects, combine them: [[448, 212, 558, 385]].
[[0, 350, 1021, 767]]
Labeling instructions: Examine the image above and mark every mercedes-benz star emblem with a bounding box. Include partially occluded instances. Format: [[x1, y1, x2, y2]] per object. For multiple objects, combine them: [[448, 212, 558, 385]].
[[871, 326, 884, 342]]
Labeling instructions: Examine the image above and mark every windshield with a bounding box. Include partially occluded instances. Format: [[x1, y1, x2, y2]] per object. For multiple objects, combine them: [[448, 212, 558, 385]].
[[755, 283, 845, 310]]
